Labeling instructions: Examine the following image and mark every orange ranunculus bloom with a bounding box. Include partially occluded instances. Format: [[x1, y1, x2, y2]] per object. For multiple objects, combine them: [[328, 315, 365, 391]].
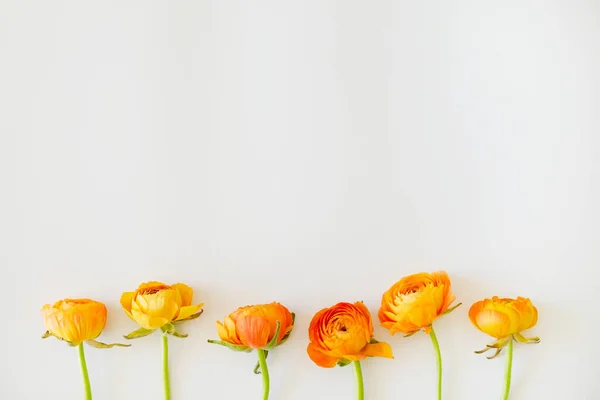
[[120, 281, 204, 330], [378, 271, 459, 335], [307, 302, 393, 368], [469, 296, 540, 358], [41, 299, 107, 345], [215, 302, 295, 350]]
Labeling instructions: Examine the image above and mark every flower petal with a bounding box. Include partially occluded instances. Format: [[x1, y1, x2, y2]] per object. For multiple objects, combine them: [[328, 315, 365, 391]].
[[236, 315, 271, 349], [120, 292, 135, 319], [175, 304, 204, 321], [172, 283, 194, 307], [307, 342, 338, 368], [131, 309, 169, 330], [360, 342, 394, 359]]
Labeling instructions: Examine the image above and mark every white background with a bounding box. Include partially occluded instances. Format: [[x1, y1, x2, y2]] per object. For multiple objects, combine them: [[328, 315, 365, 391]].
[[1, 1, 599, 399]]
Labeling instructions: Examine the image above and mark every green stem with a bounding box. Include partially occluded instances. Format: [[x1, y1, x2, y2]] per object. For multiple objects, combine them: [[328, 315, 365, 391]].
[[353, 360, 364, 400], [162, 334, 171, 400], [503, 340, 513, 400], [429, 326, 442, 400], [78, 343, 92, 400], [257, 349, 270, 400]]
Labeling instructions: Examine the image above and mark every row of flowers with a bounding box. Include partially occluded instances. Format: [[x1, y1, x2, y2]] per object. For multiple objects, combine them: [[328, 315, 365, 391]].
[[41, 271, 539, 400]]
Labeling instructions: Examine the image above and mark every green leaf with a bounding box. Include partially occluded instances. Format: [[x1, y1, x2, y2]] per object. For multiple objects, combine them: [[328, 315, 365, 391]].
[[265, 321, 281, 350], [86, 339, 130, 349], [369, 338, 380, 344], [123, 327, 155, 340], [207, 339, 252, 352], [41, 331, 54, 339], [161, 323, 188, 338], [254, 351, 269, 374], [337, 358, 352, 367], [403, 331, 418, 338]]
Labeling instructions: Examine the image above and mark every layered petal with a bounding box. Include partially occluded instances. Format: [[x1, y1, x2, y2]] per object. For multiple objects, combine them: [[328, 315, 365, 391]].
[[469, 296, 538, 339], [41, 299, 107, 345], [212, 302, 294, 350], [121, 281, 203, 332], [307, 301, 393, 368], [379, 270, 458, 335]]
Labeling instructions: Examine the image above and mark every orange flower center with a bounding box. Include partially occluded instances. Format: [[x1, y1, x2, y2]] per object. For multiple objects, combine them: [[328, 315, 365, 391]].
[[139, 285, 170, 295]]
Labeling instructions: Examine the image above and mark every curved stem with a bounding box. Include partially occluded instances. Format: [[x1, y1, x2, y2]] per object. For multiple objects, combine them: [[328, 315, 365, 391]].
[[503, 340, 513, 400], [78, 343, 92, 400], [162, 334, 171, 400], [353, 360, 364, 400], [429, 326, 442, 400], [257, 349, 270, 400]]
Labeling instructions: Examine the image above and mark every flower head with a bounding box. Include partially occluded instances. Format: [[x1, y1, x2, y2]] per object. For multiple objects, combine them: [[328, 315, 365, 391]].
[[42, 298, 128, 348], [121, 281, 203, 338], [307, 301, 393, 368], [469, 296, 540, 358], [211, 302, 294, 351], [379, 271, 459, 336]]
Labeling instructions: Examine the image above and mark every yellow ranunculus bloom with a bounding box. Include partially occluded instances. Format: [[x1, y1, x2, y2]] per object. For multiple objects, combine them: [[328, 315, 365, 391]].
[[120, 281, 203, 330], [469, 296, 540, 358], [42, 298, 107, 345], [41, 298, 128, 400]]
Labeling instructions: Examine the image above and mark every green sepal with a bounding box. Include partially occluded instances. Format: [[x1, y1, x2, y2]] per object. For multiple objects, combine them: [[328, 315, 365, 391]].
[[442, 302, 462, 316], [474, 337, 511, 359], [513, 333, 540, 344], [42, 331, 74, 346], [161, 323, 188, 338], [369, 337, 380, 344], [337, 358, 352, 367], [403, 331, 418, 338], [173, 310, 204, 324], [264, 321, 281, 351], [278, 313, 295, 346], [86, 339, 130, 349], [207, 339, 252, 352], [254, 350, 269, 374], [123, 327, 155, 340]]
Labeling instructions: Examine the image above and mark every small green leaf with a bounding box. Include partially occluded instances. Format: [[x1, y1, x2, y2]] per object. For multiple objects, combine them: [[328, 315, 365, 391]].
[[403, 331, 418, 338], [86, 339, 130, 349], [369, 338, 380, 344], [265, 321, 281, 350], [207, 339, 252, 352], [337, 358, 352, 367], [123, 327, 155, 340], [254, 351, 269, 374], [42, 331, 53, 339], [161, 323, 188, 338]]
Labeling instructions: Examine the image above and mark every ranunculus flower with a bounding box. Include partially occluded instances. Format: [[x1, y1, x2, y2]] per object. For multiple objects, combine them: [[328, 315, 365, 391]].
[[469, 296, 540, 357], [307, 301, 393, 368], [42, 298, 107, 346], [378, 271, 459, 335], [120, 281, 203, 331], [41, 298, 128, 400], [307, 302, 392, 400], [214, 302, 294, 350], [378, 271, 460, 400], [469, 297, 540, 400], [121, 281, 204, 400], [209, 302, 295, 400]]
